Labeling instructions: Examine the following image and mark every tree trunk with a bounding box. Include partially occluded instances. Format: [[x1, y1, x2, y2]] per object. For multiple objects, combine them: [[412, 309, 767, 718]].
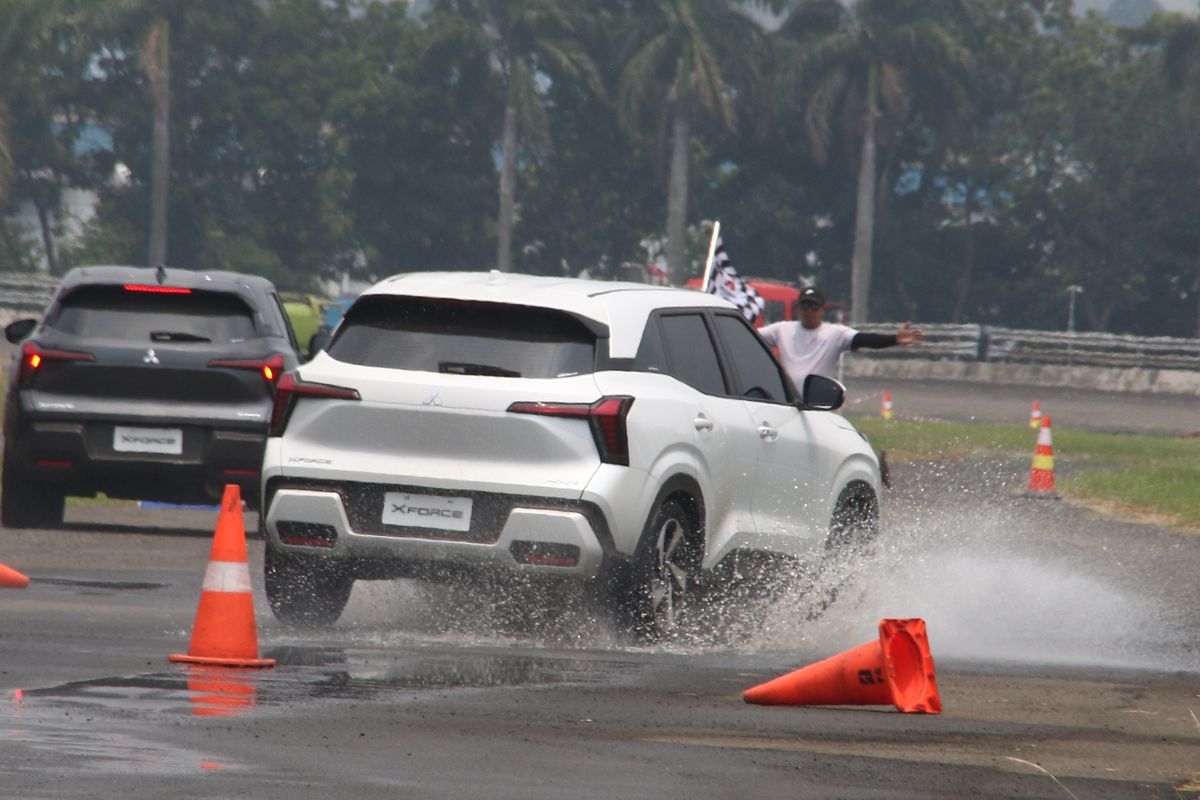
[[952, 180, 975, 324], [143, 20, 170, 267], [850, 63, 879, 325], [33, 198, 57, 275], [496, 103, 518, 272], [665, 105, 689, 286], [1194, 266, 1200, 338]]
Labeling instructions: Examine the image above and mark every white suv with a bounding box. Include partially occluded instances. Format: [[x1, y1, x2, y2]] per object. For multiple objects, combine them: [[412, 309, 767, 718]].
[[260, 271, 881, 639]]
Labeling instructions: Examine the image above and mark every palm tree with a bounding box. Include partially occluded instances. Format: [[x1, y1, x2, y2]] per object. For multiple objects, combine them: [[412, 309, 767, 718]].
[[141, 17, 169, 267], [425, 0, 601, 272], [616, 0, 757, 285], [775, 0, 979, 322], [1159, 14, 1200, 336]]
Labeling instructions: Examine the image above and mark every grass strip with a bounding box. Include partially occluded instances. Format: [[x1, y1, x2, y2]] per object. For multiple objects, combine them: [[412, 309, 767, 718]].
[[850, 415, 1200, 531]]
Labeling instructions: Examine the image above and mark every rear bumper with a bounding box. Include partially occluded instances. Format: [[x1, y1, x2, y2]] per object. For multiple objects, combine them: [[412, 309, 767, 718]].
[[262, 480, 613, 581], [4, 419, 266, 507]]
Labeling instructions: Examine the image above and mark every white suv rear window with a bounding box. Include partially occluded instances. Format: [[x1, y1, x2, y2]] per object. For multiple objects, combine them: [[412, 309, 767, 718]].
[[327, 296, 597, 379]]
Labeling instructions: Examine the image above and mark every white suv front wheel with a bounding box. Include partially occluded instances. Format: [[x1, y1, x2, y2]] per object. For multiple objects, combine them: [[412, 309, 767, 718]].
[[619, 497, 702, 643]]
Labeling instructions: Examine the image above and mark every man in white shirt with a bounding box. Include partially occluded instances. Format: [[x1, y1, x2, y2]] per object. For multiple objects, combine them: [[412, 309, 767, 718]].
[[758, 286, 924, 389]]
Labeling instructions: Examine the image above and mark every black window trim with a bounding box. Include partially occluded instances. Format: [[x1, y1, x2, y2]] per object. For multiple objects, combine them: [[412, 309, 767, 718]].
[[640, 307, 798, 405]]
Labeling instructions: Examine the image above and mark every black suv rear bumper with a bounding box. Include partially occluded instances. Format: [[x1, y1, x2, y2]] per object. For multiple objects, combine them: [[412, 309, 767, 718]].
[[5, 419, 266, 508]]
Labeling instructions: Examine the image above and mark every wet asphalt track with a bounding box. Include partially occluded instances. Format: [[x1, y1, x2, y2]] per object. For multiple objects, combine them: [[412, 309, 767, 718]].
[[1, 379, 1198, 799]]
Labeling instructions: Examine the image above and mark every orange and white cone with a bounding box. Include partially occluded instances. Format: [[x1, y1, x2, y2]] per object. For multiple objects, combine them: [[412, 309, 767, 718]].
[[1028, 400, 1042, 429], [881, 390, 894, 421], [1025, 415, 1058, 498], [0, 562, 30, 589], [170, 485, 275, 668], [743, 619, 941, 713]]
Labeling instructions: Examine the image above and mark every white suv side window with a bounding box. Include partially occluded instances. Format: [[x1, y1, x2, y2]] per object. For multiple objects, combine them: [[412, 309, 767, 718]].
[[655, 313, 729, 396], [712, 314, 792, 403]]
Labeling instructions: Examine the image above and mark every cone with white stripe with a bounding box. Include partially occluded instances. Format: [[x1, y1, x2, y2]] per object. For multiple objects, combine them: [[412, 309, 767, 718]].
[[881, 390, 894, 421], [1028, 400, 1042, 429], [170, 485, 275, 668], [1025, 415, 1058, 499]]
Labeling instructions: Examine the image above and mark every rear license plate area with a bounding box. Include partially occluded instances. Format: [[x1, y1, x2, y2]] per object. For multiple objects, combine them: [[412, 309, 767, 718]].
[[113, 425, 184, 455], [382, 491, 473, 532]]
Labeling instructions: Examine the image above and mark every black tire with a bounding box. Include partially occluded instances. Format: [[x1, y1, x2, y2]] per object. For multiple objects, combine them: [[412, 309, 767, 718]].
[[1, 466, 64, 529], [264, 544, 354, 627], [827, 484, 880, 559], [618, 498, 703, 643]]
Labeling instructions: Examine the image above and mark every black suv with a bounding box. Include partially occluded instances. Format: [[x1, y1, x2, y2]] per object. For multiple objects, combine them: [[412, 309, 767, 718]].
[[2, 265, 301, 527]]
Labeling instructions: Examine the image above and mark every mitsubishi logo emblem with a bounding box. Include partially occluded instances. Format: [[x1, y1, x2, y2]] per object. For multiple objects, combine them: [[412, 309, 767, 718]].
[[422, 389, 442, 407], [143, 348, 160, 364]]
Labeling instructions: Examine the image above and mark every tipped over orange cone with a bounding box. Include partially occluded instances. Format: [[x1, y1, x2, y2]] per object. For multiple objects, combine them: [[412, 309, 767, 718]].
[[743, 618, 941, 713], [1025, 415, 1058, 499], [0, 562, 30, 588], [881, 390, 894, 421], [1028, 400, 1042, 429], [170, 485, 275, 668]]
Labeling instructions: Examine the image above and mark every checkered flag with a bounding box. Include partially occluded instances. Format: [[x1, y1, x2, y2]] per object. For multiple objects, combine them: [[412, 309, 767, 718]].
[[706, 237, 765, 325]]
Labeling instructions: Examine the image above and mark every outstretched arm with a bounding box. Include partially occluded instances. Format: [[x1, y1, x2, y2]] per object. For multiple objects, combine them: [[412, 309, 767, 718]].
[[895, 322, 923, 345], [849, 322, 924, 351]]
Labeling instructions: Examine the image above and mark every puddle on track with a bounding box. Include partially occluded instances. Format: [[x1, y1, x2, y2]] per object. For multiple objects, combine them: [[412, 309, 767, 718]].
[[2, 646, 625, 777]]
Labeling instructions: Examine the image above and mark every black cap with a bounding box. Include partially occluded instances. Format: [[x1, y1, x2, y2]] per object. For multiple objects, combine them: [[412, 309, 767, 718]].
[[798, 286, 824, 306]]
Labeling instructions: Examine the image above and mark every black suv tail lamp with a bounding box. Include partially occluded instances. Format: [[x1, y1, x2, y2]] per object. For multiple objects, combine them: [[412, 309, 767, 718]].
[[269, 372, 361, 437], [17, 342, 95, 388], [124, 283, 191, 295], [209, 354, 287, 389], [507, 396, 634, 465]]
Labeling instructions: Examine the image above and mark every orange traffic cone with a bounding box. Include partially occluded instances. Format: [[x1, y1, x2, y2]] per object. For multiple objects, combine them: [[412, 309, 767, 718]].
[[881, 390, 894, 421], [743, 618, 941, 713], [1025, 415, 1058, 499], [170, 485, 275, 668], [0, 562, 30, 588], [1028, 400, 1042, 429]]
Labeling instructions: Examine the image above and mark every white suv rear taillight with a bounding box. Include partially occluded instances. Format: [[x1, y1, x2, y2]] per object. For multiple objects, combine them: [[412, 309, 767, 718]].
[[507, 396, 634, 466], [269, 372, 361, 436]]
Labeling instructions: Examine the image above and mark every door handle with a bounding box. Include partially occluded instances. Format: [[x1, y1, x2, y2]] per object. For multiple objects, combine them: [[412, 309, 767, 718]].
[[758, 424, 778, 441], [693, 415, 714, 432]]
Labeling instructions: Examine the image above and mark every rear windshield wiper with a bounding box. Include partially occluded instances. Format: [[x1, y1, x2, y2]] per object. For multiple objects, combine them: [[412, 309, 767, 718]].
[[439, 361, 521, 378], [150, 331, 212, 343]]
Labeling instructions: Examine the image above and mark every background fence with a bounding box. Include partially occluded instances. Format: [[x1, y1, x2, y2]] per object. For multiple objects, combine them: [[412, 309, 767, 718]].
[[854, 322, 1200, 372], [0, 273, 59, 315]]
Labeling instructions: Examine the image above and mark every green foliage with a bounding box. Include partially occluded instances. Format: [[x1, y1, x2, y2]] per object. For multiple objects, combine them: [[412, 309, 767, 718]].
[[4, 1, 1200, 335]]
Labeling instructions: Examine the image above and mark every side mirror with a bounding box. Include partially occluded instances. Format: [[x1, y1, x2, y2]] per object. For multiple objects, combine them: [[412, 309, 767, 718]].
[[800, 373, 845, 411], [5, 318, 37, 344]]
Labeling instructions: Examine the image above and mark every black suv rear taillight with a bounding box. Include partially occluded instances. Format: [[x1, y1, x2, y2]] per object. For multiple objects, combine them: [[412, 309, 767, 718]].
[[507, 396, 634, 466], [209, 353, 287, 390], [269, 371, 361, 436], [17, 342, 95, 388]]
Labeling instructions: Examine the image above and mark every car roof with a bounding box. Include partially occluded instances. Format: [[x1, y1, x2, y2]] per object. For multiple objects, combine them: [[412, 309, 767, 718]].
[[365, 270, 738, 359], [59, 265, 277, 295]]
